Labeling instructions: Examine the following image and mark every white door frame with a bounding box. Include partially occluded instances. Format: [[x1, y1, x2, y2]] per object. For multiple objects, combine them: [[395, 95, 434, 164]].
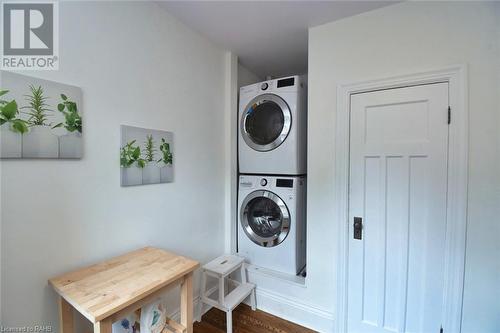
[[334, 65, 468, 333]]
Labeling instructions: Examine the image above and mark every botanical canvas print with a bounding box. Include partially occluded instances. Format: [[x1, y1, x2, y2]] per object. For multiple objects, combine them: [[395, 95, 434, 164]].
[[0, 71, 83, 159], [120, 125, 174, 186]]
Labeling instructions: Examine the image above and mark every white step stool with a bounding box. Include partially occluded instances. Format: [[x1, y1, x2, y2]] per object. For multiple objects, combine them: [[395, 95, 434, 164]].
[[198, 255, 256, 333]]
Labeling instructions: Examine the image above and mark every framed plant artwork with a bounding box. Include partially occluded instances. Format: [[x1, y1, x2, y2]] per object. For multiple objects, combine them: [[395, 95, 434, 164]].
[[0, 71, 83, 159], [120, 125, 174, 186]]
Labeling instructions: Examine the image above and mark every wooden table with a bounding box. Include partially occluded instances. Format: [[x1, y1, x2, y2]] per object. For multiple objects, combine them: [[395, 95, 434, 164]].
[[49, 247, 199, 333]]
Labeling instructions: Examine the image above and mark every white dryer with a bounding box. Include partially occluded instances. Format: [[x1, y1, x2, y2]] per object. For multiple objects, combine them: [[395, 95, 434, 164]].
[[237, 175, 306, 275], [239, 75, 307, 175]]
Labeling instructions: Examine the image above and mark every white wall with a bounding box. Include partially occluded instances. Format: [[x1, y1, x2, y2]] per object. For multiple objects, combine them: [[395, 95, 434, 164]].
[[238, 63, 262, 88], [0, 1, 227, 329], [308, 1, 500, 332]]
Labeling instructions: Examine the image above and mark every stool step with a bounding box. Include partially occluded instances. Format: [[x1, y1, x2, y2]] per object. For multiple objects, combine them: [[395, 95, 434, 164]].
[[223, 282, 255, 311], [198, 254, 257, 333], [203, 255, 245, 276]]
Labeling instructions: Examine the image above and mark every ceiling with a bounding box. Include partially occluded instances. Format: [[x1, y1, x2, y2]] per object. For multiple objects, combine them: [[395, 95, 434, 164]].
[[158, 1, 396, 78]]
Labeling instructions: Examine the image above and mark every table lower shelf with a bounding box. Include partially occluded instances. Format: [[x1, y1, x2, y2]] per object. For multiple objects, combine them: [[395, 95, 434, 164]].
[[86, 314, 187, 333]]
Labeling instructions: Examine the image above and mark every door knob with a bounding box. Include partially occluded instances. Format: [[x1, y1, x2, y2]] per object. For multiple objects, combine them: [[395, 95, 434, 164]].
[[354, 217, 363, 240]]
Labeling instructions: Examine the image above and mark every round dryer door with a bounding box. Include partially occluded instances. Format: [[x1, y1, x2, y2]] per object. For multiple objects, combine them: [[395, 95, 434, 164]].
[[241, 94, 291, 152], [240, 190, 290, 248]]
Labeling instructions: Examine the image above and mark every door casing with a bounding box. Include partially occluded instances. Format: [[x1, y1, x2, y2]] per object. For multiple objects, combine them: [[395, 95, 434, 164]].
[[334, 65, 468, 333]]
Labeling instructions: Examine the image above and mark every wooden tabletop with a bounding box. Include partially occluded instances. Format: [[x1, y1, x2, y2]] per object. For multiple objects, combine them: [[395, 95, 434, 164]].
[[49, 247, 199, 323]]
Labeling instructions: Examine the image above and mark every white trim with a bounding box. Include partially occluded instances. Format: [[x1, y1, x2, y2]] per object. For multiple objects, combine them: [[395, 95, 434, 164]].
[[246, 263, 307, 288], [252, 287, 334, 332], [224, 52, 238, 254], [334, 65, 468, 333]]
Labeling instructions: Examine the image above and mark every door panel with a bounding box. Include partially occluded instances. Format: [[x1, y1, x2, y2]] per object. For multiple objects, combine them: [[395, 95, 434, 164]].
[[348, 83, 449, 333]]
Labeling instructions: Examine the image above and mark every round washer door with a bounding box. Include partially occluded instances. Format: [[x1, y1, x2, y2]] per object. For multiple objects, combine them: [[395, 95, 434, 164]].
[[241, 94, 291, 152], [240, 190, 290, 248]]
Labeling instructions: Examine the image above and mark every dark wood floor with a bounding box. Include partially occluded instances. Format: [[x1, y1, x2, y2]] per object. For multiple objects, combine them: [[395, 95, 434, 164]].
[[194, 304, 317, 333]]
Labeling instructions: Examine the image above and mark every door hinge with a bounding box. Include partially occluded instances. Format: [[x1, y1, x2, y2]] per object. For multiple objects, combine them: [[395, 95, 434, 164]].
[[447, 106, 451, 124], [440, 325, 444, 333]]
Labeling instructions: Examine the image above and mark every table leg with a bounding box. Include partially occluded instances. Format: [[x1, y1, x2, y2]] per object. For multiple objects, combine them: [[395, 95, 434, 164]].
[[94, 319, 112, 333], [59, 297, 73, 333], [181, 272, 194, 333]]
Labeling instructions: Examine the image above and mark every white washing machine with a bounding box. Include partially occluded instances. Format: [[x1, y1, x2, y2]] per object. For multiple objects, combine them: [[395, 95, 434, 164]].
[[239, 75, 307, 175], [237, 175, 306, 275]]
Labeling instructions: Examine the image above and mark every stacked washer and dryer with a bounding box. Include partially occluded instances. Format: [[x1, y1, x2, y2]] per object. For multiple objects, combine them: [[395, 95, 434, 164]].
[[237, 75, 307, 276]]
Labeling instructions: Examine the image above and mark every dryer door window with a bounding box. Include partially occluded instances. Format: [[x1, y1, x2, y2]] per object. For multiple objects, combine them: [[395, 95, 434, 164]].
[[240, 190, 290, 248], [241, 94, 291, 152]]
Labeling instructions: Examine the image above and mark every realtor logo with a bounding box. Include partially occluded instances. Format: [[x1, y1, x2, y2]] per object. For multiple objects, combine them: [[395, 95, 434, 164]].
[[1, 2, 59, 70]]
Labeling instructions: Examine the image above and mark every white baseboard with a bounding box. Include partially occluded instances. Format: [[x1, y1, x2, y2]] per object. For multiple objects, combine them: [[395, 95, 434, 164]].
[[251, 287, 334, 333], [168, 286, 334, 333]]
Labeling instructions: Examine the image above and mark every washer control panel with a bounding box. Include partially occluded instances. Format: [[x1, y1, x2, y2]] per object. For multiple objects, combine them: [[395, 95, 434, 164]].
[[239, 175, 304, 192]]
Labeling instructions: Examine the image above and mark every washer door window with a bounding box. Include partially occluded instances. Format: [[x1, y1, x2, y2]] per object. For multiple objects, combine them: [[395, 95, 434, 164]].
[[241, 94, 291, 152], [241, 190, 290, 247]]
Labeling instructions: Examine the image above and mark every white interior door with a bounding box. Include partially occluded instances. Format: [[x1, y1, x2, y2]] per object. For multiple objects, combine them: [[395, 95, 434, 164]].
[[348, 83, 449, 333]]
